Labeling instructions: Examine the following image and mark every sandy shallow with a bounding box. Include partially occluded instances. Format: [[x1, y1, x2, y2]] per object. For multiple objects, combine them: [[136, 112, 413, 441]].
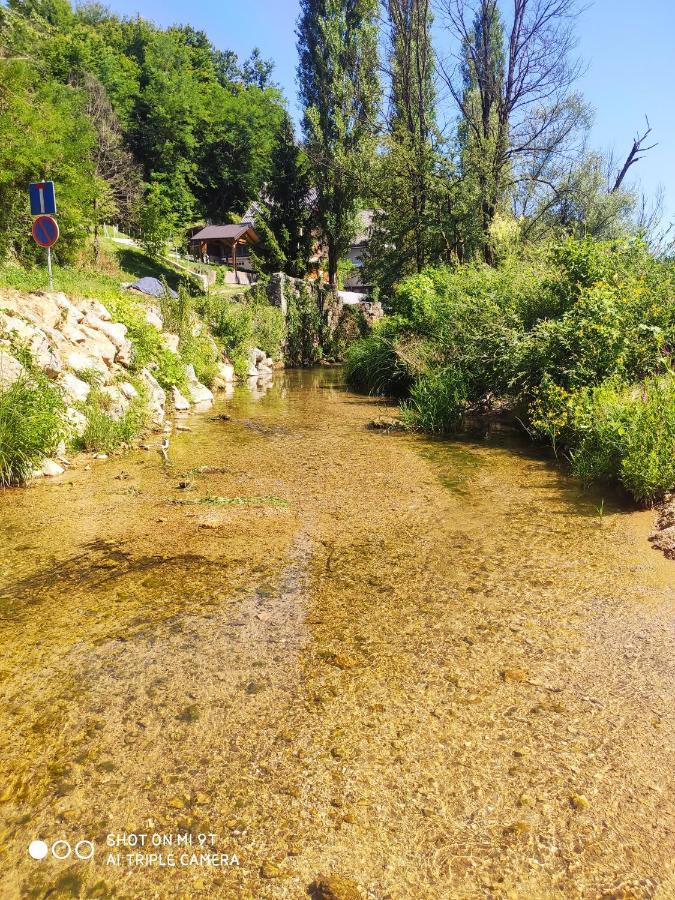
[[0, 368, 673, 899]]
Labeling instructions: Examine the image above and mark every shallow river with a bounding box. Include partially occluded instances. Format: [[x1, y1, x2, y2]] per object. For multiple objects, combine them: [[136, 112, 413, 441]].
[[0, 369, 673, 900]]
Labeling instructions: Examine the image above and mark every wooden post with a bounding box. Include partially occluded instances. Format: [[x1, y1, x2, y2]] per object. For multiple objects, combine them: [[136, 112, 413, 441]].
[[232, 240, 238, 282]]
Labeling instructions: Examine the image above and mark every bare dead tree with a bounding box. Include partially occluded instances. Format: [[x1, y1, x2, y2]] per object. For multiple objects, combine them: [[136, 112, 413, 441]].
[[73, 73, 142, 257], [437, 0, 587, 258], [611, 117, 657, 193]]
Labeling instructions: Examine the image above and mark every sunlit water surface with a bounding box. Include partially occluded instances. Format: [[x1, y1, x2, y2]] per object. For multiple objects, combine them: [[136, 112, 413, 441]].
[[0, 369, 673, 899]]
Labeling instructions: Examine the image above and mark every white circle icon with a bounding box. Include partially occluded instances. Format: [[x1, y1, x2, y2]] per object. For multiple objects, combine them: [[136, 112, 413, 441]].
[[28, 840, 49, 860], [51, 840, 72, 860], [75, 840, 95, 860]]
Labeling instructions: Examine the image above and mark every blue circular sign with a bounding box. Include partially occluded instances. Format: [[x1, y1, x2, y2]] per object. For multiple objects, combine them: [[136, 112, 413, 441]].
[[32, 215, 59, 248]]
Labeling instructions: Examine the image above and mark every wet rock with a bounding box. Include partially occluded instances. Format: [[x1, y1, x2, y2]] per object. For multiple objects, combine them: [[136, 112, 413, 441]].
[[41, 459, 64, 477], [367, 416, 405, 432], [309, 874, 364, 900], [140, 368, 165, 425], [185, 364, 214, 404], [260, 860, 288, 879], [501, 667, 528, 683], [59, 372, 91, 403], [570, 793, 590, 810], [177, 704, 200, 723], [503, 820, 531, 835], [171, 386, 191, 411]]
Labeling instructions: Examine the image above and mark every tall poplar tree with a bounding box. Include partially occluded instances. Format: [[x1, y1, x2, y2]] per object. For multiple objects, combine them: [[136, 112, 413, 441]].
[[296, 0, 380, 287], [367, 0, 442, 291]]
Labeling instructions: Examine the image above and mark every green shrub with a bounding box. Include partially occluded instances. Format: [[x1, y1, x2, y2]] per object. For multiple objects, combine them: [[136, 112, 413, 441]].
[[285, 282, 322, 367], [179, 330, 220, 388], [211, 296, 284, 378], [0, 374, 65, 485], [347, 236, 675, 502], [620, 378, 675, 502], [532, 375, 675, 504], [77, 388, 147, 454], [344, 328, 414, 396], [401, 368, 468, 433]]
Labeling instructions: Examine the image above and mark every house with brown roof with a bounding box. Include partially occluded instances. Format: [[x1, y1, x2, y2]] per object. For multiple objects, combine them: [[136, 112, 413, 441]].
[[189, 223, 260, 281]]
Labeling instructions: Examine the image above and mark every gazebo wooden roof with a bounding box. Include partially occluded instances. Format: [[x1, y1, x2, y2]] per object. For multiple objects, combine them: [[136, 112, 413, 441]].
[[189, 223, 260, 276]]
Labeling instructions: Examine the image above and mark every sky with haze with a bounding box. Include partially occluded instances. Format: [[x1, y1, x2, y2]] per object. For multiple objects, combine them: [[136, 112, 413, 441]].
[[99, 0, 675, 226]]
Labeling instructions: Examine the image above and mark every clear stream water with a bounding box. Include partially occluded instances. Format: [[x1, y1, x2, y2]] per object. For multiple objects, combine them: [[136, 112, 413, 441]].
[[0, 369, 673, 899]]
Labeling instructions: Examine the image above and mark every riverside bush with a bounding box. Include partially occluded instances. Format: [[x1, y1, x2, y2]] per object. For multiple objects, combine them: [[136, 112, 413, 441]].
[[0, 374, 65, 485], [212, 295, 284, 378], [347, 236, 675, 502]]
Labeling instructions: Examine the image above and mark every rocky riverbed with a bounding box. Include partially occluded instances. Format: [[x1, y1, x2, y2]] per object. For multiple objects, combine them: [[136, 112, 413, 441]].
[[0, 368, 673, 899]]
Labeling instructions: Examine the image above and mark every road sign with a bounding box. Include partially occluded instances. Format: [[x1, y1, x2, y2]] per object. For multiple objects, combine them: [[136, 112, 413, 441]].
[[29, 181, 57, 216], [32, 215, 59, 248]]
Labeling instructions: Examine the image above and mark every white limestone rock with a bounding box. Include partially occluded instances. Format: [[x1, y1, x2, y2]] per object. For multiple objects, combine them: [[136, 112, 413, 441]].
[[120, 381, 138, 400], [80, 325, 117, 366], [185, 364, 214, 404], [100, 385, 129, 420], [59, 371, 91, 403], [41, 458, 65, 477], [0, 348, 24, 388], [140, 368, 166, 425], [145, 305, 163, 330], [162, 332, 180, 354], [213, 361, 235, 388], [65, 406, 87, 436], [171, 386, 191, 410], [79, 298, 112, 322], [65, 350, 107, 377]]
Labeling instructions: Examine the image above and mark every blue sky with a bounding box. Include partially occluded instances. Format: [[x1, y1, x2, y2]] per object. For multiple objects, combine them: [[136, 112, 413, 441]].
[[101, 0, 675, 224]]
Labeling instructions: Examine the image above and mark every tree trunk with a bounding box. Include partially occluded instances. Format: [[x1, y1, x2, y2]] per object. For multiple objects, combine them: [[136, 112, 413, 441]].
[[327, 240, 338, 288]]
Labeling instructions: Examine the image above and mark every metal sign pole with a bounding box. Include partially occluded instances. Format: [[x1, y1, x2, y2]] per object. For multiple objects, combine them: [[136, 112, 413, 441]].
[[47, 246, 53, 291]]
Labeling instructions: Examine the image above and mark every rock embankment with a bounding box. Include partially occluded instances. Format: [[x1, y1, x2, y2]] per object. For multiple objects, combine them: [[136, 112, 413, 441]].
[[0, 289, 234, 477], [650, 495, 675, 559]]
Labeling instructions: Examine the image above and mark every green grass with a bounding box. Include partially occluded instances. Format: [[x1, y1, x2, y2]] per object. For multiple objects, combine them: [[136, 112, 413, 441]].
[[0, 241, 189, 303], [75, 386, 147, 454], [0, 374, 65, 485]]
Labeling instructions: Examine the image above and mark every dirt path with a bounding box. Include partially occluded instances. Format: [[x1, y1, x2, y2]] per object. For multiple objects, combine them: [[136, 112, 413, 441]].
[[0, 369, 673, 899]]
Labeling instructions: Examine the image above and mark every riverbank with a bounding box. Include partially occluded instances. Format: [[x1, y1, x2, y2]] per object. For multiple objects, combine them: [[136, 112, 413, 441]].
[[346, 238, 675, 508], [0, 369, 673, 899]]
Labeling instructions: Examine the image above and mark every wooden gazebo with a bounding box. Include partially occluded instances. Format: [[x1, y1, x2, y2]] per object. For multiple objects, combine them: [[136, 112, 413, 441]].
[[189, 223, 260, 278]]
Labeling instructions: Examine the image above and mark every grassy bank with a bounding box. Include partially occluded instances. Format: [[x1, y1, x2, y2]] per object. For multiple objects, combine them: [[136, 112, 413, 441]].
[[346, 238, 675, 504]]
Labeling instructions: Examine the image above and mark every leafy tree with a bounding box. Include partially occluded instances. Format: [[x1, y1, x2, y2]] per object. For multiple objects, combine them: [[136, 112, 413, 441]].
[[367, 0, 451, 292], [266, 113, 313, 277], [0, 55, 96, 263], [138, 180, 177, 258], [241, 48, 275, 88], [297, 0, 380, 286]]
